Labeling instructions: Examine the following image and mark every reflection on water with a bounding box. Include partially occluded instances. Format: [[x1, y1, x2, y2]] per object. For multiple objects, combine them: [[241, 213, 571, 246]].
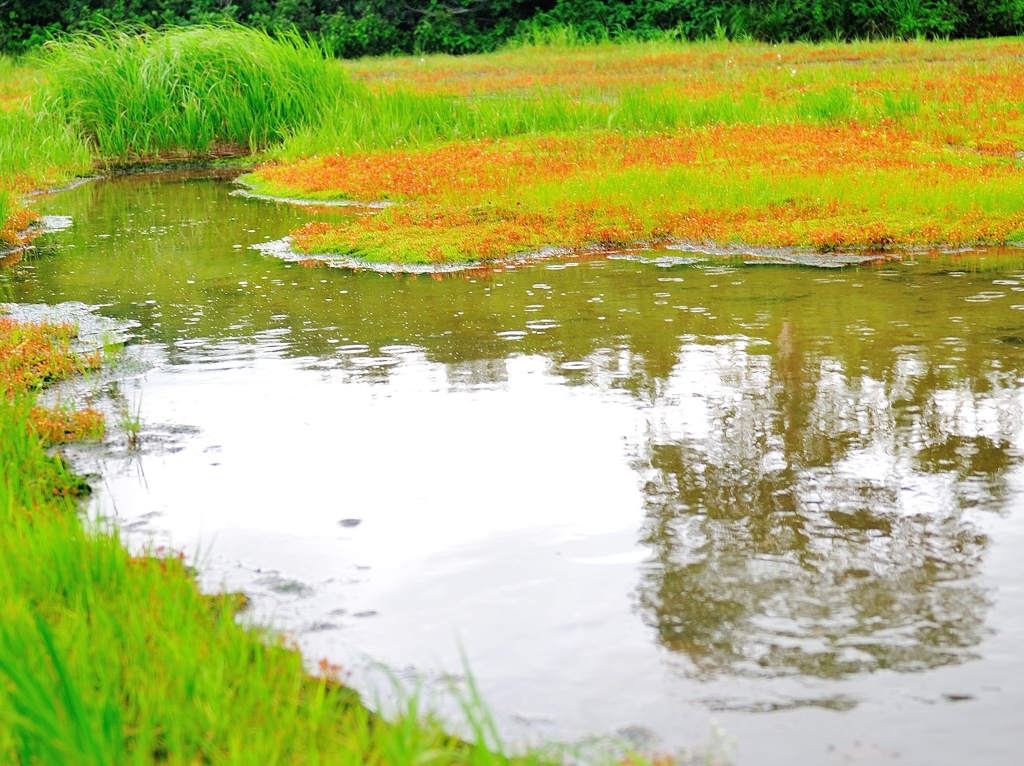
[[5, 173, 1024, 764], [634, 319, 1020, 677]]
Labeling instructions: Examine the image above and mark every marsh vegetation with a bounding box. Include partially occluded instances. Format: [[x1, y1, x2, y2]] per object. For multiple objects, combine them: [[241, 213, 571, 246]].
[[5, 27, 1024, 264], [4, 19, 1024, 766]]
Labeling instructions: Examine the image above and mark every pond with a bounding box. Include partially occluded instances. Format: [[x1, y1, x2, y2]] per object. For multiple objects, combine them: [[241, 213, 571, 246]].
[[5, 172, 1024, 765]]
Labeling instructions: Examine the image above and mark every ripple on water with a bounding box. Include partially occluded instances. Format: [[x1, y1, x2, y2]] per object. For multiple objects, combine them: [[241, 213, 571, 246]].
[[965, 292, 1006, 302], [609, 253, 702, 268], [334, 344, 370, 354], [380, 344, 422, 355], [349, 356, 401, 369]]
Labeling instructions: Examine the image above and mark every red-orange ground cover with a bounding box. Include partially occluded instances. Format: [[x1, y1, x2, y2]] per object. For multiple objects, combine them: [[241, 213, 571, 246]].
[[294, 198, 1024, 263], [0, 318, 104, 443], [0, 205, 39, 247], [267, 124, 1024, 262], [346, 38, 1024, 150], [255, 38, 1024, 263], [261, 125, 1009, 202]]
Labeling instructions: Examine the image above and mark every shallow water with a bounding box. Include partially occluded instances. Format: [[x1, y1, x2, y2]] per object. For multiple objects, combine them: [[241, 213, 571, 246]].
[[6, 172, 1024, 764]]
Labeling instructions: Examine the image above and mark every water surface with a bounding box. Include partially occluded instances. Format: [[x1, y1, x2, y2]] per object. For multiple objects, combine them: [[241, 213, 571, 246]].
[[5, 173, 1024, 765]]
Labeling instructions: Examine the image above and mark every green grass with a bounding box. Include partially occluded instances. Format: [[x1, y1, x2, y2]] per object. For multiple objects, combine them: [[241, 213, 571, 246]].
[[0, 51, 89, 191], [0, 189, 10, 235], [4, 28, 1022, 175], [37, 25, 359, 160], [27, 27, 773, 164], [272, 79, 829, 160], [275, 86, 769, 160], [1, 28, 1022, 174], [0, 109, 92, 184]]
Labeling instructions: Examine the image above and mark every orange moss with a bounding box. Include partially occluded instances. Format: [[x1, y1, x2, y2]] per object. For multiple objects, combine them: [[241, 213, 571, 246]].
[[1, 318, 105, 444], [296, 195, 1024, 263], [294, 203, 648, 261], [343, 39, 1024, 148], [273, 122, 1024, 262], [262, 126, 965, 203], [0, 205, 40, 247], [29, 405, 105, 442]]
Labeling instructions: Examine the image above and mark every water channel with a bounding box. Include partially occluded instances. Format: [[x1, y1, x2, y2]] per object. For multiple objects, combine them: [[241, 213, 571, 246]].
[[4, 172, 1024, 765]]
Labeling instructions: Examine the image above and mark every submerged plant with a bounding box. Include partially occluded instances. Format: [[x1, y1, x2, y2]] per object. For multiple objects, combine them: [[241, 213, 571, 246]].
[[120, 393, 142, 449], [28, 404, 104, 443]]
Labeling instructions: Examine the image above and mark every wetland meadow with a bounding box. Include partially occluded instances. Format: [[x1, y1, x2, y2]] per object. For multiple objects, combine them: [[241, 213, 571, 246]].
[[3, 20, 1024, 766]]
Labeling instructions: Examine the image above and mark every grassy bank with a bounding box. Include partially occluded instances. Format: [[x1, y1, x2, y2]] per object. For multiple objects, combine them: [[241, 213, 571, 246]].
[[1, 25, 341, 240], [245, 36, 1024, 263], [0, 317, 581, 765], [0, 52, 89, 238]]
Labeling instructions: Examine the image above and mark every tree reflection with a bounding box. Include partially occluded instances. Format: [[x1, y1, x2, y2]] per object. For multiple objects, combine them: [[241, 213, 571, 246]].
[[634, 319, 1018, 679]]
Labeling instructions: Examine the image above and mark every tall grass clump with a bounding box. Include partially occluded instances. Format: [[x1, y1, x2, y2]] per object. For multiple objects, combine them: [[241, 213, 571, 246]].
[[38, 25, 360, 160]]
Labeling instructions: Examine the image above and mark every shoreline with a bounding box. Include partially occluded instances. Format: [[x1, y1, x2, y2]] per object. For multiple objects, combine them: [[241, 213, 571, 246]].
[[0, 308, 581, 765]]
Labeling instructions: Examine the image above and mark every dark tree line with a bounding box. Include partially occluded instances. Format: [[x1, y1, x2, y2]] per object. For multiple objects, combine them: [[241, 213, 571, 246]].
[[2, 1, 1022, 56]]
